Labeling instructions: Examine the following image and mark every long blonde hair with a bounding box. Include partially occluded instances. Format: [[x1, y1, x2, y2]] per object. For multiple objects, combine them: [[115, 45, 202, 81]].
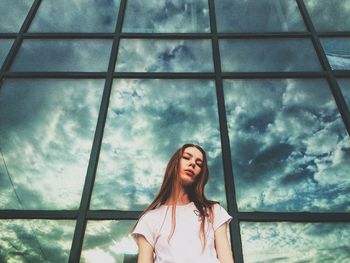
[[132, 144, 218, 251]]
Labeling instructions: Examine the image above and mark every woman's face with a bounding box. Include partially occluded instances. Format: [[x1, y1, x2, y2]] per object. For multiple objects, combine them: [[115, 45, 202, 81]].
[[178, 146, 204, 186]]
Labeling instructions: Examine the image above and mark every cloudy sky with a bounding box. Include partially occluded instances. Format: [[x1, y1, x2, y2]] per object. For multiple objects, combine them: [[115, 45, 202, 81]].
[[224, 79, 350, 212], [122, 0, 209, 33], [0, 0, 33, 33], [215, 0, 306, 32], [1, 0, 350, 262]]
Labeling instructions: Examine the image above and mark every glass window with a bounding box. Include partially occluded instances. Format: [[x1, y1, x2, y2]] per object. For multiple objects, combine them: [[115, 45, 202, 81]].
[[115, 39, 213, 72], [0, 219, 75, 262], [337, 79, 350, 110], [0, 79, 104, 209], [0, 39, 14, 68], [321, 38, 350, 70], [90, 79, 226, 210], [11, 40, 112, 72], [224, 79, 350, 212], [10, 40, 113, 72], [123, 0, 210, 33], [215, 0, 306, 32], [81, 220, 137, 263], [29, 0, 120, 32], [0, 0, 33, 32], [220, 39, 321, 72], [240, 222, 350, 263], [304, 0, 350, 32]]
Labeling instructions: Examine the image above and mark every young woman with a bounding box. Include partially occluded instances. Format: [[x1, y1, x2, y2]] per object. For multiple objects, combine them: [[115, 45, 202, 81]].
[[131, 144, 234, 263]]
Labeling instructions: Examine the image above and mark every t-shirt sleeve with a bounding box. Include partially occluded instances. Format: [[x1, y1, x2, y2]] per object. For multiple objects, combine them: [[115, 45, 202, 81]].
[[131, 212, 156, 248], [212, 204, 232, 231]]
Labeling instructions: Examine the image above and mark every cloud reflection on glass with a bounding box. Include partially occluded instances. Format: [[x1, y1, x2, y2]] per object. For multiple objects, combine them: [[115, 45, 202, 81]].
[[115, 39, 213, 72], [224, 79, 350, 212], [304, 0, 350, 32], [215, 0, 306, 32], [0, 79, 104, 209], [0, 219, 75, 262], [0, 0, 33, 32], [240, 222, 350, 263], [81, 220, 137, 263], [11, 40, 113, 72], [123, 0, 210, 33], [29, 0, 120, 32], [0, 40, 14, 68], [321, 38, 350, 70], [337, 79, 350, 110]]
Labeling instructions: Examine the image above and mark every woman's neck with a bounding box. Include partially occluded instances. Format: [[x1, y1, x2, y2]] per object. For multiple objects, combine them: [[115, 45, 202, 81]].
[[165, 190, 190, 205]]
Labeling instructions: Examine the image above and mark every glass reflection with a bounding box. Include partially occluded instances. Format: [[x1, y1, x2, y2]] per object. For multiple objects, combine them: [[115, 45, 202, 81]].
[[0, 0, 33, 32], [240, 222, 350, 263], [337, 79, 350, 110], [123, 0, 210, 33], [81, 220, 137, 263], [0, 79, 104, 209], [321, 38, 350, 70], [0, 219, 75, 262], [304, 0, 350, 32], [115, 39, 213, 72], [224, 79, 350, 212], [220, 39, 321, 72], [29, 0, 120, 32], [215, 0, 306, 32], [11, 40, 113, 72], [0, 40, 14, 67], [91, 79, 226, 210]]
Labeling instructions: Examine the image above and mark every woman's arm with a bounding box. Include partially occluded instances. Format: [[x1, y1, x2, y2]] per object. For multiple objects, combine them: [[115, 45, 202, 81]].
[[136, 235, 154, 263], [215, 223, 234, 263]]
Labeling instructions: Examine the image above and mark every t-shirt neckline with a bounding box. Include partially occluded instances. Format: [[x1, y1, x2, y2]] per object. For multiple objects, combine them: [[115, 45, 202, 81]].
[[161, 201, 194, 208]]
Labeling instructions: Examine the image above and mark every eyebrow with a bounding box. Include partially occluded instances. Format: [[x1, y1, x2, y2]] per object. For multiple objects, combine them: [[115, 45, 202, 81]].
[[183, 152, 203, 163]]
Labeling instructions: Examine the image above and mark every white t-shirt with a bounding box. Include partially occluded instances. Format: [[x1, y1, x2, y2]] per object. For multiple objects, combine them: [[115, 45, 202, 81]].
[[131, 202, 232, 263]]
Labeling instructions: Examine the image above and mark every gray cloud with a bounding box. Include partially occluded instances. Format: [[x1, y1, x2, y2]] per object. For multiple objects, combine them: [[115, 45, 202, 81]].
[[123, 0, 210, 33], [11, 39, 113, 72], [29, 0, 120, 32], [0, 0, 33, 32], [0, 79, 104, 209], [0, 40, 14, 67], [240, 222, 350, 263], [224, 79, 350, 212], [215, 0, 306, 32], [304, 0, 350, 32], [337, 79, 350, 109], [116, 39, 213, 72], [220, 39, 322, 72], [321, 38, 350, 70], [0, 219, 75, 262]]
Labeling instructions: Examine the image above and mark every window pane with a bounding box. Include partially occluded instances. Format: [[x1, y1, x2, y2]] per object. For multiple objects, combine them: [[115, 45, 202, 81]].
[[240, 222, 350, 263], [220, 39, 321, 72], [224, 79, 350, 212], [11, 40, 112, 72], [0, 79, 104, 209], [115, 39, 213, 72], [0, 0, 33, 32], [29, 0, 120, 32], [304, 0, 350, 32], [215, 0, 306, 32], [0, 39, 14, 68], [0, 220, 75, 262], [337, 79, 350, 109], [123, 0, 210, 33], [81, 220, 137, 263], [90, 79, 226, 210], [321, 38, 350, 70]]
